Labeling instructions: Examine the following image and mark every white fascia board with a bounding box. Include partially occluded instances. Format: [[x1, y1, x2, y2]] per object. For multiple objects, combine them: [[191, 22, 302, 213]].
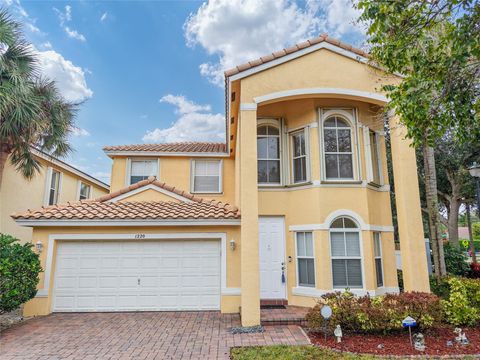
[[15, 219, 241, 227], [104, 151, 229, 158], [229, 42, 370, 81], [32, 148, 110, 190]]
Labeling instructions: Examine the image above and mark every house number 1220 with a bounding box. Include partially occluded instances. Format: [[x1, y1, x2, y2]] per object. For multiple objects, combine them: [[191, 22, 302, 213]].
[[135, 234, 146, 239]]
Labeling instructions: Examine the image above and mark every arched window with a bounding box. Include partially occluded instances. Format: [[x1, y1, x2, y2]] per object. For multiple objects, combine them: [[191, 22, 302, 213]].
[[323, 116, 354, 179], [330, 216, 363, 288], [257, 124, 281, 184]]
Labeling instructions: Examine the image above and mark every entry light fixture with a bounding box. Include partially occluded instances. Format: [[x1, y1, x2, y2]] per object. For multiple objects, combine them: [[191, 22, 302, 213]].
[[35, 241, 43, 253], [229, 239, 236, 251]]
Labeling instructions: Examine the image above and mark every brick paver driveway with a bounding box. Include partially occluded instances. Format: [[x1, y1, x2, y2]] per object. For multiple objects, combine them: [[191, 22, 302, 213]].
[[0, 312, 309, 359]]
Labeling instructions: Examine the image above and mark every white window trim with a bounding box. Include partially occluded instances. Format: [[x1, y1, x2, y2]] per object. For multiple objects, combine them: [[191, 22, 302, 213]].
[[329, 217, 365, 290], [257, 118, 283, 187], [77, 180, 92, 201], [44, 167, 62, 206], [364, 127, 384, 185], [289, 127, 311, 185], [318, 108, 361, 182], [295, 231, 316, 288], [374, 232, 384, 288], [126, 158, 161, 186], [190, 159, 223, 194]]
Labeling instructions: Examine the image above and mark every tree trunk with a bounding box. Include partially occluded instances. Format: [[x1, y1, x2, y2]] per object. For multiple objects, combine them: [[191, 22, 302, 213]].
[[466, 204, 477, 264], [0, 141, 10, 190], [422, 144, 447, 277], [447, 198, 461, 247]]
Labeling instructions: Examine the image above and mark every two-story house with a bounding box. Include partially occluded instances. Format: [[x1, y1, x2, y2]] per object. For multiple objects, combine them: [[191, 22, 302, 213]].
[[13, 35, 430, 327], [1, 148, 109, 244]]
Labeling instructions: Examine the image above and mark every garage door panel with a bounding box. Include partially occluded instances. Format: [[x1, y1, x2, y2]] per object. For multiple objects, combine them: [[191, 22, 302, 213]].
[[53, 239, 221, 312]]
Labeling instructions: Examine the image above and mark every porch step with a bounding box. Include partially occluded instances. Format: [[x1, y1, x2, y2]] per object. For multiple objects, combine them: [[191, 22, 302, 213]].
[[260, 305, 310, 326]]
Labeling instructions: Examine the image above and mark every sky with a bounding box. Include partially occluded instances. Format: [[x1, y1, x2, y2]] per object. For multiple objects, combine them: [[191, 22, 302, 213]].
[[2, 0, 365, 184]]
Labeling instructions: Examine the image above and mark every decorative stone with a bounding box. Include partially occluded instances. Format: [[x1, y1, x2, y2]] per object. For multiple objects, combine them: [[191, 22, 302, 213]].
[[228, 325, 264, 334], [454, 328, 469, 345]]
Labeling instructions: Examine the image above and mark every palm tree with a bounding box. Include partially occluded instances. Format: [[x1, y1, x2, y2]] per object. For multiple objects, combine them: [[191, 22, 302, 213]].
[[0, 9, 76, 187]]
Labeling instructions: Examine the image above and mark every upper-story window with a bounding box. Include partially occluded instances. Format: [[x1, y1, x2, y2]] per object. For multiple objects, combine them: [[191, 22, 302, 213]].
[[130, 159, 158, 185], [192, 159, 222, 193], [257, 124, 281, 185], [79, 182, 91, 200], [323, 116, 354, 180], [48, 169, 61, 205], [290, 129, 308, 184]]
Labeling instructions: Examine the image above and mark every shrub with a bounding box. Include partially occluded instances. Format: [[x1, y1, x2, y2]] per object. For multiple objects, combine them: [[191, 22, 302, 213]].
[[444, 243, 470, 276], [470, 262, 480, 278], [460, 239, 480, 252], [0, 234, 42, 314], [305, 291, 443, 334], [440, 277, 480, 326]]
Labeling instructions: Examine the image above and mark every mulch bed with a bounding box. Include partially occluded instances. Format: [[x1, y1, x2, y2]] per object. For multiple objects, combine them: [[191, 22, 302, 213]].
[[308, 326, 480, 357]]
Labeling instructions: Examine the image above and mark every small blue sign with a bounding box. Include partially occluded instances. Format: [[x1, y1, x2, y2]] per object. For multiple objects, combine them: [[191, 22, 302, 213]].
[[402, 316, 417, 327]]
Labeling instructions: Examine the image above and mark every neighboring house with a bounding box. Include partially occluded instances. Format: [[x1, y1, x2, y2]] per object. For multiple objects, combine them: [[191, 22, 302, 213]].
[[12, 35, 430, 327], [458, 227, 469, 240], [1, 148, 109, 244]]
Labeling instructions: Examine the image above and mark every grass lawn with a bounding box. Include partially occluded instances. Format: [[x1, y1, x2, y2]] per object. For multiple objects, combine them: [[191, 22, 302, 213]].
[[230, 345, 378, 360]]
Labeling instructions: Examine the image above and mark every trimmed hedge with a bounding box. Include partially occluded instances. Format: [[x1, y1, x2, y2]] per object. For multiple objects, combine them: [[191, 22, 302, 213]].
[[306, 291, 442, 334]]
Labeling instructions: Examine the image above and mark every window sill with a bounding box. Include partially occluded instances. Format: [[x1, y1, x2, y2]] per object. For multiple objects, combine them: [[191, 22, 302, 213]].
[[285, 181, 312, 188], [321, 180, 362, 185], [191, 192, 223, 195], [367, 181, 382, 188]]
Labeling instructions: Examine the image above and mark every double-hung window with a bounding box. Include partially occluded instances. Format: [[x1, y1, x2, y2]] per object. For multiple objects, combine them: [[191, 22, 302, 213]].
[[48, 170, 61, 205], [79, 182, 91, 200], [129, 159, 158, 184], [330, 217, 363, 288], [323, 116, 354, 180], [257, 125, 281, 185], [290, 129, 308, 184], [369, 130, 381, 184], [296, 232, 315, 287], [374, 232, 384, 287], [192, 160, 222, 193]]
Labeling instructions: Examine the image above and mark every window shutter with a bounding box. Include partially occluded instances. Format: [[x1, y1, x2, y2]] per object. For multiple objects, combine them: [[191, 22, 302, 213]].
[[346, 259, 362, 287], [332, 259, 347, 287]]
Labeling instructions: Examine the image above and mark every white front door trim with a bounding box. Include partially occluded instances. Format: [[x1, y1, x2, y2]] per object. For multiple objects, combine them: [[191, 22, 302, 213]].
[[36, 232, 240, 300]]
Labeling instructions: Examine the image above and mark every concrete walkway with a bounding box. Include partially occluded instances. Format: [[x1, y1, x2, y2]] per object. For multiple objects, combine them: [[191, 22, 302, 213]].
[[0, 312, 309, 359]]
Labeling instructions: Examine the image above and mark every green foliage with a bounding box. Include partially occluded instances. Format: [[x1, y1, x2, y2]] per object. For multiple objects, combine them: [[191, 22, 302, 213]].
[[443, 243, 470, 276], [440, 277, 480, 326], [0, 8, 76, 179], [306, 291, 442, 334], [0, 233, 42, 314], [473, 223, 480, 239], [357, 0, 479, 146]]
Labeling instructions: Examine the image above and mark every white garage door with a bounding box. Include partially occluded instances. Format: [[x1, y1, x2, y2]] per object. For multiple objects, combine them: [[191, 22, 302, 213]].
[[53, 240, 221, 312]]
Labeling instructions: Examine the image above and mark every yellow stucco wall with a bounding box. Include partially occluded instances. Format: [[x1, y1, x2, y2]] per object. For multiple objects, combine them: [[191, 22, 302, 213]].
[[0, 155, 109, 244]]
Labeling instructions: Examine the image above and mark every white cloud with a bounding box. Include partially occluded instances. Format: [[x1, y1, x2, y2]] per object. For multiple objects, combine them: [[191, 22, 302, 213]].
[[36, 49, 93, 103], [64, 26, 86, 42], [100, 12, 108, 22], [143, 95, 224, 143], [71, 127, 90, 137], [4, 0, 45, 35], [92, 171, 111, 183], [54, 5, 86, 42], [40, 41, 53, 49], [184, 0, 364, 85]]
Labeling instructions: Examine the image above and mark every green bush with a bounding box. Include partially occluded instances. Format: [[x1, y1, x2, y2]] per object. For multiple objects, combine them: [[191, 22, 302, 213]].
[[0, 234, 42, 314], [444, 243, 470, 276], [437, 277, 480, 326], [305, 291, 443, 334]]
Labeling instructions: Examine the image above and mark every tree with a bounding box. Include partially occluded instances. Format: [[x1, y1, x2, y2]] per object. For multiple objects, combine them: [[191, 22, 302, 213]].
[[417, 134, 480, 247], [0, 233, 42, 314], [0, 9, 76, 187], [358, 0, 480, 277]]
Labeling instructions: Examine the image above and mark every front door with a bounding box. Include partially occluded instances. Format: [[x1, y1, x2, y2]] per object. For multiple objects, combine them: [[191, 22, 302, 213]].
[[259, 216, 286, 299]]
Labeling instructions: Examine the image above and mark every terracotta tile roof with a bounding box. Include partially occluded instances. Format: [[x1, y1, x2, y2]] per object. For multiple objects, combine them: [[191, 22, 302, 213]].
[[224, 33, 368, 77], [103, 142, 227, 153], [12, 177, 239, 222]]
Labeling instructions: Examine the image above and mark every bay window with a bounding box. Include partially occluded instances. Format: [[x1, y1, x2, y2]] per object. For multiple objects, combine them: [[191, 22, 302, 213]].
[[374, 232, 384, 287], [323, 116, 354, 180], [257, 124, 281, 185], [290, 129, 308, 183]]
